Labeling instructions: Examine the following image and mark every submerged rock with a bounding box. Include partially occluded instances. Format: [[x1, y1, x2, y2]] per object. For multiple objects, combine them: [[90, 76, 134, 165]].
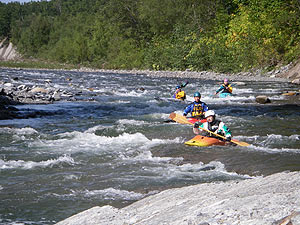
[[256, 95, 271, 104]]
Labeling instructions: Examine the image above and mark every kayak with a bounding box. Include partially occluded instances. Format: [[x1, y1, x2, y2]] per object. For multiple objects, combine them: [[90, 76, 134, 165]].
[[187, 117, 206, 124], [185, 135, 249, 147], [185, 135, 226, 147], [219, 93, 232, 98], [169, 113, 251, 147]]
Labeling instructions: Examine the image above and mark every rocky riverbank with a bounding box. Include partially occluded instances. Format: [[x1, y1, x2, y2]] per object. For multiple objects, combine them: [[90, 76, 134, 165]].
[[56, 171, 300, 225], [0, 78, 77, 119], [1, 63, 300, 119]]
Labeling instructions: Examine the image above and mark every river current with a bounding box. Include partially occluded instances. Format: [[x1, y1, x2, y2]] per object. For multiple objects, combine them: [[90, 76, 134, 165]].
[[0, 68, 300, 224]]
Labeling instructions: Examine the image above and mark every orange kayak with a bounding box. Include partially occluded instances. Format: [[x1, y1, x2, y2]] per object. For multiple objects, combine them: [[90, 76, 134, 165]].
[[184, 135, 226, 147]]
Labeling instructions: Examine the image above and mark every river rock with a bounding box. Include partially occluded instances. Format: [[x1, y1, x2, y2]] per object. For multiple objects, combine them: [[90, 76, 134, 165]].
[[0, 95, 18, 105], [255, 95, 271, 104], [0, 105, 19, 119], [51, 91, 61, 101], [232, 81, 246, 86], [55, 171, 300, 225], [291, 78, 300, 85], [30, 87, 48, 93]]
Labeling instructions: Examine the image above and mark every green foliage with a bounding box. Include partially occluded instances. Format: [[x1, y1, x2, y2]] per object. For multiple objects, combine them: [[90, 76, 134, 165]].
[[1, 0, 300, 72], [17, 14, 52, 56]]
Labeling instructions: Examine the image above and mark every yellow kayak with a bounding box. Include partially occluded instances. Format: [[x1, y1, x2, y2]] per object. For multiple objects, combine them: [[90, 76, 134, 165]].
[[185, 135, 226, 147]]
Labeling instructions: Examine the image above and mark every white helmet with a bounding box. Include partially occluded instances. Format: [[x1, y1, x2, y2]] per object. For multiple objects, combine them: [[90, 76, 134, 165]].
[[205, 110, 215, 118]]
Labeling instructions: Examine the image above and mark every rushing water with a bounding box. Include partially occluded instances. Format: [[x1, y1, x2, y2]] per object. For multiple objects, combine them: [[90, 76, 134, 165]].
[[0, 68, 300, 224]]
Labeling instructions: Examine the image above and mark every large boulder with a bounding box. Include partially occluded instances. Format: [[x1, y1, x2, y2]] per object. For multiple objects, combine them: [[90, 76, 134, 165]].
[[55, 172, 300, 225], [292, 78, 300, 85]]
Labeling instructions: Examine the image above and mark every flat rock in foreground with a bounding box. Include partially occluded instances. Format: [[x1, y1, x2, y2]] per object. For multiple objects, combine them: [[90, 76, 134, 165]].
[[56, 171, 300, 225]]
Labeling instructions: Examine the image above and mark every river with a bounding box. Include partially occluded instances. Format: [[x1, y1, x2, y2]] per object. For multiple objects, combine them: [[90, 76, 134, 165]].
[[0, 68, 300, 224]]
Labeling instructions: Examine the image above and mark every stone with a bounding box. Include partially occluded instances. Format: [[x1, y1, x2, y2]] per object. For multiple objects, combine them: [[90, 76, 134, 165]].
[[256, 95, 271, 104], [30, 87, 48, 93], [55, 172, 300, 225], [232, 81, 246, 86], [291, 79, 300, 85], [51, 91, 61, 101]]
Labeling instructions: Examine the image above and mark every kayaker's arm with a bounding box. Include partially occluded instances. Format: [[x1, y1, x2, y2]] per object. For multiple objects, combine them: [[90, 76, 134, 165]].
[[217, 122, 232, 141], [193, 122, 200, 134], [202, 102, 209, 112], [215, 85, 224, 94], [193, 122, 205, 135], [183, 103, 193, 116]]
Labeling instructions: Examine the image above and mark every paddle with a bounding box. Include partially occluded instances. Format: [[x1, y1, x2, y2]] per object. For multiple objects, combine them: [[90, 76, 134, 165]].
[[180, 81, 189, 88], [169, 112, 250, 147], [169, 112, 195, 125]]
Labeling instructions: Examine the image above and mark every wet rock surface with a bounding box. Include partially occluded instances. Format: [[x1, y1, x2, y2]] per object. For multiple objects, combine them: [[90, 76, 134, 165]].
[[56, 171, 300, 225], [0, 79, 76, 119], [256, 95, 271, 104]]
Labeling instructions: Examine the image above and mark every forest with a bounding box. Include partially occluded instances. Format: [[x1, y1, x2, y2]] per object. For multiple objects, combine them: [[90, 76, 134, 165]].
[[0, 0, 300, 72]]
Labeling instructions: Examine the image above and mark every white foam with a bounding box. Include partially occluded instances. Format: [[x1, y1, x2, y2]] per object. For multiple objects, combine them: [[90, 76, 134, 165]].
[[63, 174, 81, 181], [51, 187, 147, 201], [0, 155, 75, 170], [0, 127, 38, 135], [151, 161, 253, 180], [121, 148, 184, 164], [108, 100, 131, 104], [112, 89, 148, 97], [290, 134, 300, 140], [82, 188, 144, 200], [249, 145, 300, 154], [85, 125, 113, 133], [240, 134, 300, 153], [33, 131, 183, 156], [117, 119, 148, 126]]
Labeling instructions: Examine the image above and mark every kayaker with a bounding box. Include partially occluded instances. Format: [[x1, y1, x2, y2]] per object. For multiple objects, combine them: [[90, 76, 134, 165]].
[[193, 110, 232, 142], [215, 78, 233, 95], [173, 85, 186, 100], [183, 92, 208, 119]]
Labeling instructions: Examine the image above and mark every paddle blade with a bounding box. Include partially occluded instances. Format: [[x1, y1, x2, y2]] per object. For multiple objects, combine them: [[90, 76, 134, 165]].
[[169, 112, 176, 120], [169, 113, 193, 125], [231, 139, 250, 147], [181, 81, 189, 88]]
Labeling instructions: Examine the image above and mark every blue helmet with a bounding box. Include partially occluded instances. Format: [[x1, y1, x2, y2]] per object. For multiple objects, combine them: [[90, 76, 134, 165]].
[[176, 85, 181, 89], [194, 92, 201, 97]]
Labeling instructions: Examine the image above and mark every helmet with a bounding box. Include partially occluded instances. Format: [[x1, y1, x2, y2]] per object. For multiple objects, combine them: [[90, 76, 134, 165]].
[[176, 85, 181, 89], [194, 92, 201, 97], [205, 110, 215, 118], [224, 78, 229, 82]]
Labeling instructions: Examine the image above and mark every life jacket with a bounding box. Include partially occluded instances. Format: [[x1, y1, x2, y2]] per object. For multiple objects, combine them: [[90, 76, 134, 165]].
[[192, 102, 205, 117], [222, 83, 233, 93], [176, 91, 186, 100], [207, 120, 221, 134], [202, 119, 231, 139], [201, 120, 223, 139]]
